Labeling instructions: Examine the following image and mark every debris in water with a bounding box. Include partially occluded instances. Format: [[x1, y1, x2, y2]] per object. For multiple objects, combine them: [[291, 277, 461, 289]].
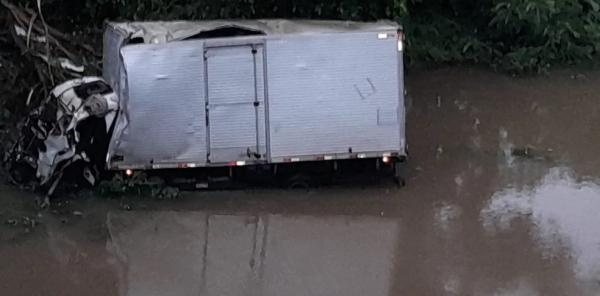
[[434, 202, 462, 231], [36, 196, 51, 209], [73, 211, 83, 216], [6, 216, 39, 228], [498, 127, 514, 166], [511, 146, 534, 158], [22, 216, 36, 228], [511, 146, 553, 161], [473, 117, 480, 130], [454, 176, 464, 187], [436, 95, 442, 108], [454, 99, 468, 111], [436, 145, 444, 159]]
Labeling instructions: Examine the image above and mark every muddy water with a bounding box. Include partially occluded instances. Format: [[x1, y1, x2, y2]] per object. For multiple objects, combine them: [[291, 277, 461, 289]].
[[2, 67, 600, 295]]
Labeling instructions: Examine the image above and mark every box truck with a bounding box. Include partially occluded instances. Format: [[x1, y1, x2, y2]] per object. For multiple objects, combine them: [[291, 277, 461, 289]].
[[103, 19, 407, 185]]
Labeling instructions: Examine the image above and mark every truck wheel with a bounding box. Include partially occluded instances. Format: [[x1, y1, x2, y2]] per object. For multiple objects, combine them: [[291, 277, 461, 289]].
[[285, 174, 312, 190]]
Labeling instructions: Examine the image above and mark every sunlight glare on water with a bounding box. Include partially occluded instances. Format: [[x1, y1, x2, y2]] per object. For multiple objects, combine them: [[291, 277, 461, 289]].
[[482, 168, 600, 283]]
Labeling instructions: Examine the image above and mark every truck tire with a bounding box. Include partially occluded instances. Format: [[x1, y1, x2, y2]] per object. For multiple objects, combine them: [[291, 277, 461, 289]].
[[285, 173, 312, 190]]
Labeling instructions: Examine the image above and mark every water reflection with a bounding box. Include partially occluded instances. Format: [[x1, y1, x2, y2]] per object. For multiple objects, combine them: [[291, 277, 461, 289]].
[[482, 167, 600, 284], [106, 212, 400, 296]]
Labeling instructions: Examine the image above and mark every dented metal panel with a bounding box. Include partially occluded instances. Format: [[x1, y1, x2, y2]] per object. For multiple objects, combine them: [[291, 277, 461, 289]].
[[266, 31, 404, 158], [114, 40, 207, 166], [108, 19, 400, 44], [102, 25, 126, 90]]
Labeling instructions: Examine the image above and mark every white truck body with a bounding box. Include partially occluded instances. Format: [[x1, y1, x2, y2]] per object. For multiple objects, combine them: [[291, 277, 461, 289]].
[[102, 20, 406, 170]]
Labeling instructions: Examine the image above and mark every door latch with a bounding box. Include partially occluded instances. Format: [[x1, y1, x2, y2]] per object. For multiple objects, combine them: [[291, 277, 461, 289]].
[[247, 147, 261, 159]]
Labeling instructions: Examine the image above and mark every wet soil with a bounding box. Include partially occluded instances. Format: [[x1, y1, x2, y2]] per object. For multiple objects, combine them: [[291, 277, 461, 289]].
[[2, 67, 600, 295]]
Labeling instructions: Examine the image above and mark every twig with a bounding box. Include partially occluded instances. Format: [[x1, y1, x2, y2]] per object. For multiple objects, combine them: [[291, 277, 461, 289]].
[[36, 0, 53, 85], [22, 4, 72, 41], [1, 0, 27, 28], [25, 87, 36, 106], [26, 12, 38, 49], [34, 63, 48, 96]]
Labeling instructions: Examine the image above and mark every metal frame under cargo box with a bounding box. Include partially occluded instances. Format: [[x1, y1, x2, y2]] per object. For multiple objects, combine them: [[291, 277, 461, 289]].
[[102, 19, 406, 171]]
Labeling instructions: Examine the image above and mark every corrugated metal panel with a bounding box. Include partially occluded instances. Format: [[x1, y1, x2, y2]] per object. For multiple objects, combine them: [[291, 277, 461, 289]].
[[115, 40, 207, 165], [207, 45, 266, 163], [266, 32, 403, 158], [108, 31, 403, 168]]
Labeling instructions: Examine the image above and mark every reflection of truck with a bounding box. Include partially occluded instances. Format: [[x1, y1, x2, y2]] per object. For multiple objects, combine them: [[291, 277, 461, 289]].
[[103, 20, 406, 185], [107, 211, 400, 296]]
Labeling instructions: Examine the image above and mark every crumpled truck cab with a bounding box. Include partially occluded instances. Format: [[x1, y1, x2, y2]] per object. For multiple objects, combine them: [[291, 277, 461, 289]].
[[5, 77, 118, 195]]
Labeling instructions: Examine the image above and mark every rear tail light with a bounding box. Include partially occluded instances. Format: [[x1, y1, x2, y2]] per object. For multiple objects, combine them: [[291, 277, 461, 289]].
[[227, 160, 247, 166]]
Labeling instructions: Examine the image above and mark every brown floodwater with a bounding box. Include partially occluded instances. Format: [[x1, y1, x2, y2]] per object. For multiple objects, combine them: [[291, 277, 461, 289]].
[[1, 67, 600, 295]]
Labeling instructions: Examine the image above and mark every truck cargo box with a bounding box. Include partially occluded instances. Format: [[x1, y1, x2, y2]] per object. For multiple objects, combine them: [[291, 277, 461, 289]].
[[103, 19, 406, 170]]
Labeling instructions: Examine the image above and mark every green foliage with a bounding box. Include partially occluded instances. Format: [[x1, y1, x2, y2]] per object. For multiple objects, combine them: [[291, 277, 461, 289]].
[[32, 0, 395, 25], [7, 0, 600, 72], [97, 172, 179, 199], [488, 0, 600, 72], [405, 15, 494, 65], [406, 0, 600, 72]]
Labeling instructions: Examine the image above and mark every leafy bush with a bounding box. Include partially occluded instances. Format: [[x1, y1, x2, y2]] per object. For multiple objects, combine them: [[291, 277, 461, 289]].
[[488, 0, 600, 72], [404, 14, 495, 65], [406, 0, 600, 72], [6, 0, 600, 72]]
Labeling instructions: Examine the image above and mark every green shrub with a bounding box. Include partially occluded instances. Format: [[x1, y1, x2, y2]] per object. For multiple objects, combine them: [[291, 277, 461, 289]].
[[488, 0, 600, 72], [6, 0, 600, 72], [403, 0, 600, 72]]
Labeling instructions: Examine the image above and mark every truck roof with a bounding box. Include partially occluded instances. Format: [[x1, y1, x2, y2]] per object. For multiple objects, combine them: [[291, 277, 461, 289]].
[[106, 19, 400, 44]]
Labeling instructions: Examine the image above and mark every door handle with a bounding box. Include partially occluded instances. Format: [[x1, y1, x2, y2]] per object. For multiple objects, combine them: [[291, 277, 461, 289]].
[[246, 147, 261, 159]]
